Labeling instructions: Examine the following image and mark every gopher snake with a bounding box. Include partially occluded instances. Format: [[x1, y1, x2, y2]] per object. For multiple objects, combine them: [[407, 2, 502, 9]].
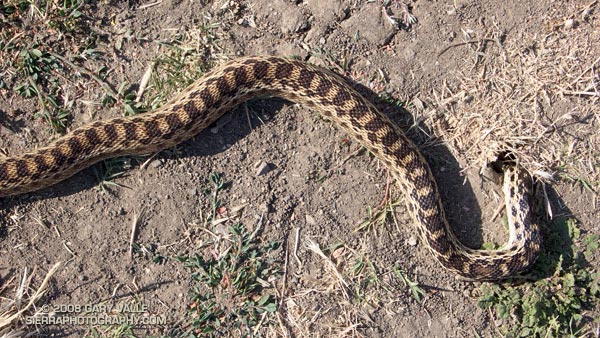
[[0, 56, 541, 280]]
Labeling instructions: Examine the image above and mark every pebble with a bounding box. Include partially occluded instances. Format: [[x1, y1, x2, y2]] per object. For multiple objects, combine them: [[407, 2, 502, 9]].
[[149, 159, 163, 168], [256, 161, 271, 176], [407, 236, 418, 246], [564, 19, 576, 29], [305, 214, 316, 225], [188, 187, 198, 196]]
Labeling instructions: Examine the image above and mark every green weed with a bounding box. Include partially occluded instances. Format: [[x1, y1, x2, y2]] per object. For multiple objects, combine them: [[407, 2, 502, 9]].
[[131, 243, 167, 264], [176, 223, 281, 336], [1, 0, 93, 135], [477, 217, 600, 337], [201, 172, 226, 222], [93, 158, 130, 194], [395, 267, 427, 304]]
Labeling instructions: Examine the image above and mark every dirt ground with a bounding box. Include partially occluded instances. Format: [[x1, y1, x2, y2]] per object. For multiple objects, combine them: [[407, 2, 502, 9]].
[[1, 0, 599, 337]]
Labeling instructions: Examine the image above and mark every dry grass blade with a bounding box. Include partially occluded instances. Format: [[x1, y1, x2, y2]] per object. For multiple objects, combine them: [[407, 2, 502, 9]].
[[304, 239, 349, 291], [0, 262, 62, 336], [429, 23, 600, 184], [129, 207, 147, 259]]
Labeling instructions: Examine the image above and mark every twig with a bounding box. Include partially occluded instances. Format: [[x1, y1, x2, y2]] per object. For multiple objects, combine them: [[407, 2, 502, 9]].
[[129, 207, 147, 259], [252, 311, 268, 336], [293, 227, 302, 270], [562, 90, 599, 97], [2, 32, 25, 51], [136, 62, 154, 102], [279, 235, 290, 308], [140, 152, 161, 170], [138, 0, 162, 10], [0, 262, 62, 328], [438, 38, 497, 57], [248, 213, 264, 241], [490, 202, 505, 222], [566, 56, 600, 89], [304, 239, 349, 295], [374, 168, 392, 211]]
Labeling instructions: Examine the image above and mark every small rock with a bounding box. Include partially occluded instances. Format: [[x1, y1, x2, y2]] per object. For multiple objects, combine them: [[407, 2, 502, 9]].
[[188, 187, 198, 196], [238, 15, 256, 28], [407, 236, 418, 246], [564, 19, 577, 29], [255, 161, 271, 176], [149, 159, 163, 168], [305, 214, 316, 225]]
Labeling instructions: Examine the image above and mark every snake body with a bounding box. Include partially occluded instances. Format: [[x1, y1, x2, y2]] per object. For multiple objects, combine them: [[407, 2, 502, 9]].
[[0, 56, 541, 280]]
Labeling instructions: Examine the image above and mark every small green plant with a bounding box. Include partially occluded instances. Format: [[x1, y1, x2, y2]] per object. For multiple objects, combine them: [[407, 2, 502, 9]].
[[378, 91, 407, 109], [131, 243, 167, 264], [477, 217, 600, 337], [560, 172, 596, 193], [14, 48, 72, 134], [201, 172, 226, 222], [351, 254, 391, 303], [177, 223, 281, 336], [395, 267, 427, 304], [136, 21, 220, 110], [356, 198, 401, 232], [309, 46, 351, 74], [93, 158, 129, 194]]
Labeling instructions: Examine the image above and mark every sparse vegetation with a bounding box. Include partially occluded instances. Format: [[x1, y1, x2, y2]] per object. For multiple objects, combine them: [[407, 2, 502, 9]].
[[477, 217, 600, 337], [176, 222, 281, 336], [0, 0, 93, 135], [1, 1, 599, 337], [93, 157, 130, 194]]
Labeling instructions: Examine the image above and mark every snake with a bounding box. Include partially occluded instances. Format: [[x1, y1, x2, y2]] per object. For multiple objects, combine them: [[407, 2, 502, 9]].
[[0, 56, 541, 281]]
